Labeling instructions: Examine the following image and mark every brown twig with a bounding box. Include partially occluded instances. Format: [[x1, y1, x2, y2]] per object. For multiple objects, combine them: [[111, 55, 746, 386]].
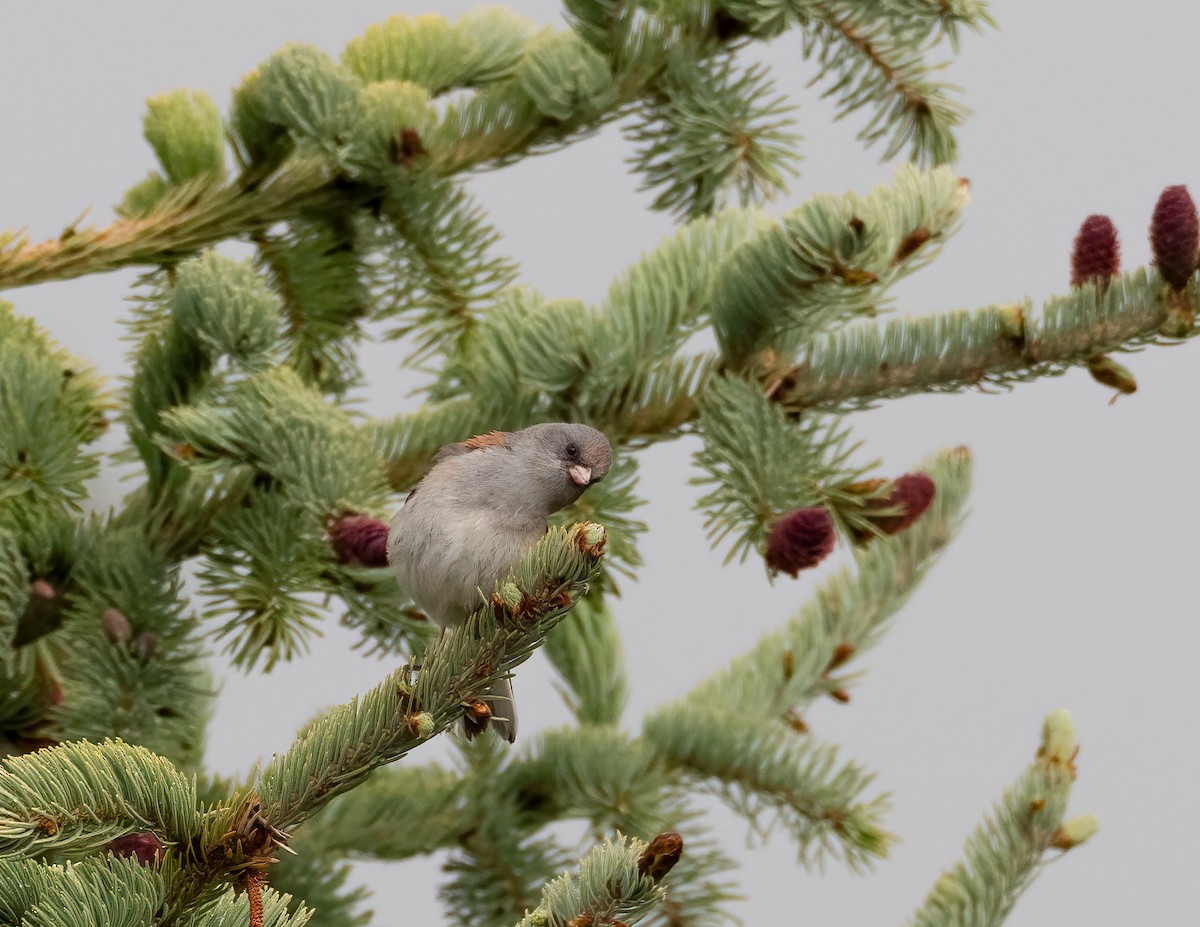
[[246, 872, 265, 927]]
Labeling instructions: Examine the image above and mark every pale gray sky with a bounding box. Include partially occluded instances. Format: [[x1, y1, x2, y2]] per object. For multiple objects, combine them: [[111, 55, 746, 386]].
[[1, 2, 1198, 925]]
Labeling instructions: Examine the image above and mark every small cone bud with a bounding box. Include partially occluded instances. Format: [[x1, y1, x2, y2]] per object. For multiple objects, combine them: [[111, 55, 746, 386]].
[[407, 711, 434, 739], [14, 579, 62, 647], [827, 643, 855, 670], [894, 227, 932, 263], [852, 473, 936, 542], [637, 832, 684, 880], [102, 608, 133, 644], [572, 521, 607, 557], [134, 631, 159, 662], [491, 581, 524, 613], [1051, 813, 1100, 849], [1039, 709, 1077, 766], [1150, 185, 1199, 290], [997, 305, 1026, 346], [395, 127, 427, 168], [327, 514, 389, 567], [108, 831, 165, 865], [1086, 356, 1137, 395], [1070, 215, 1121, 288], [765, 507, 836, 577]]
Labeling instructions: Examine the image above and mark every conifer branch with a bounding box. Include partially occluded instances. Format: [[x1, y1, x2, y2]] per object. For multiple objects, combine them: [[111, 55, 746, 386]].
[[0, 738, 201, 858], [542, 596, 629, 724], [906, 710, 1095, 927], [780, 269, 1194, 411], [804, 3, 968, 164], [249, 523, 606, 832], [644, 708, 890, 868], [512, 834, 677, 927], [145, 524, 605, 922], [0, 855, 171, 927], [0, 158, 336, 291], [508, 728, 671, 838], [445, 830, 574, 927], [300, 764, 469, 859], [686, 447, 970, 721]]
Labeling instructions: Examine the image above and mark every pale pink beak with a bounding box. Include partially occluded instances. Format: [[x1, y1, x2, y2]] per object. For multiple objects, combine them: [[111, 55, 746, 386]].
[[568, 464, 592, 486]]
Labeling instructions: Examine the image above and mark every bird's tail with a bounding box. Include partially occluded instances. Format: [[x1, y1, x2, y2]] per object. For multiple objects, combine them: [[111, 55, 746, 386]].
[[463, 676, 518, 743]]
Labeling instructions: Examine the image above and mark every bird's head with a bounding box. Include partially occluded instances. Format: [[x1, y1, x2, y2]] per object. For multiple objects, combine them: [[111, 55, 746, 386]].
[[512, 423, 612, 514]]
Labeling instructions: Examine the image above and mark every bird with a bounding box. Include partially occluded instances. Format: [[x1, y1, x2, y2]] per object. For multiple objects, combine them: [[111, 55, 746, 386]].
[[387, 422, 612, 742]]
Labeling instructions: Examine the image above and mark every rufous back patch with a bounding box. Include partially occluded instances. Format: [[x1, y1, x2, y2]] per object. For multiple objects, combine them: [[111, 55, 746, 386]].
[[463, 430, 507, 450]]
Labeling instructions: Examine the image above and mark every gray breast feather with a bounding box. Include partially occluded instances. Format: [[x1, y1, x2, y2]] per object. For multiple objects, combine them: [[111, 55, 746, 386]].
[[388, 485, 546, 627]]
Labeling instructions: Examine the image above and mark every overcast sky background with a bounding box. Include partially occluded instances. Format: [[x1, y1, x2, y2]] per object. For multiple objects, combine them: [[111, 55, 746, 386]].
[[2, 2, 1198, 925]]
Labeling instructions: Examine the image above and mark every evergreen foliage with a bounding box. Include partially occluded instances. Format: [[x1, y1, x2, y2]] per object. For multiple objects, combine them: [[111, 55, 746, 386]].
[[1, 1, 1185, 925]]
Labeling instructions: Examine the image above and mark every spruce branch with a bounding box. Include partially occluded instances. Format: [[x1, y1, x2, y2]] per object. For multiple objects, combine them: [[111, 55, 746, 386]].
[[368, 175, 519, 365], [506, 728, 671, 838], [803, 3, 968, 164], [300, 764, 469, 860], [693, 374, 872, 564], [253, 213, 370, 396], [270, 847, 372, 927], [176, 881, 313, 927], [686, 447, 970, 722], [0, 157, 336, 291], [905, 710, 1095, 927], [248, 523, 606, 832], [200, 489, 332, 673], [0, 531, 42, 732], [444, 830, 574, 927], [139, 524, 604, 923], [626, 51, 800, 220], [0, 301, 108, 533], [644, 708, 891, 868], [158, 366, 389, 517], [779, 268, 1195, 411], [599, 209, 764, 365], [710, 165, 969, 366], [342, 8, 536, 93], [542, 596, 629, 725], [0, 738, 201, 858], [45, 523, 210, 767], [512, 834, 678, 927], [0, 854, 170, 927]]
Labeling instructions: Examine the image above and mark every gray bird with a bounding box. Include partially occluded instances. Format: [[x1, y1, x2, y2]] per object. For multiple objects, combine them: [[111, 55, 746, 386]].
[[387, 422, 612, 742]]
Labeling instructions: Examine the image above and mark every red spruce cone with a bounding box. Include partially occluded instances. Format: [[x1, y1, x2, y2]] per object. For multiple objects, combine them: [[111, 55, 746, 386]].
[[765, 507, 836, 577], [857, 473, 936, 540], [1150, 185, 1199, 290], [328, 514, 389, 567], [108, 832, 165, 865], [1070, 215, 1120, 287]]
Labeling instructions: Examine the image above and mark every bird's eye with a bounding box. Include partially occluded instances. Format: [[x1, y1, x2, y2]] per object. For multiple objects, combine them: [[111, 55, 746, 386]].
[[566, 443, 579, 458]]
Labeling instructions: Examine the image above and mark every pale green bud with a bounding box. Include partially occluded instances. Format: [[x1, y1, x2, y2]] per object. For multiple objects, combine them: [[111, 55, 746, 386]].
[[1040, 709, 1076, 765], [1052, 813, 1099, 849]]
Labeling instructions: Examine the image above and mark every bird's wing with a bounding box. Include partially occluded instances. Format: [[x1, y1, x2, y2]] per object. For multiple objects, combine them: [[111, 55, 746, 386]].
[[407, 430, 512, 499], [434, 430, 509, 463]]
